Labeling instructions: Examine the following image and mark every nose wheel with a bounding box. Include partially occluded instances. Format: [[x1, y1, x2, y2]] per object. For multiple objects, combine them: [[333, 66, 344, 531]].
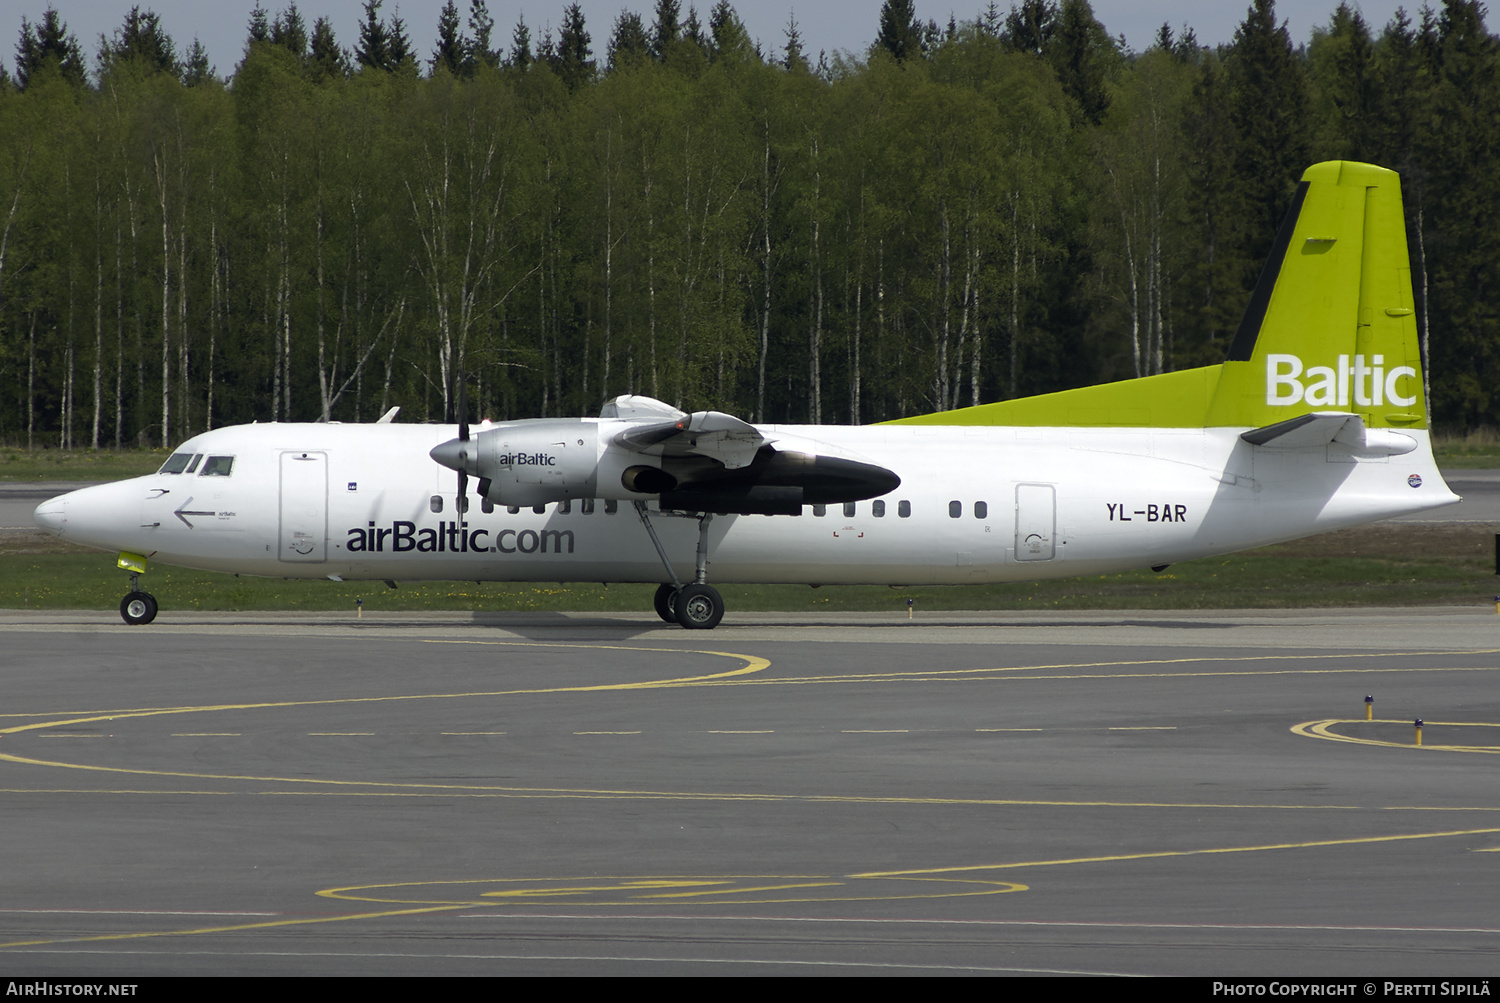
[[120, 590, 158, 625], [118, 567, 158, 625]]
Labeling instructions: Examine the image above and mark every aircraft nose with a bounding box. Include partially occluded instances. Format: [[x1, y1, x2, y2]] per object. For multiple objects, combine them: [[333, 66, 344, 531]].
[[33, 495, 66, 535], [429, 438, 473, 472]]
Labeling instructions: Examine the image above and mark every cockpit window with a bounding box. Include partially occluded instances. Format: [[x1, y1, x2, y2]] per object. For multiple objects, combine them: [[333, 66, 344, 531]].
[[158, 453, 193, 474], [200, 455, 234, 477]]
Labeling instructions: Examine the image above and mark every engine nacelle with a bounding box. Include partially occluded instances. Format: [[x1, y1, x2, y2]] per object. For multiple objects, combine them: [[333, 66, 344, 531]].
[[430, 406, 900, 514], [472, 419, 600, 507]]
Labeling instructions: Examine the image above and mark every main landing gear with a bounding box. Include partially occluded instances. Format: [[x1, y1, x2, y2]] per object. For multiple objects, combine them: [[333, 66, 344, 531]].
[[636, 502, 724, 630], [119, 571, 158, 625]]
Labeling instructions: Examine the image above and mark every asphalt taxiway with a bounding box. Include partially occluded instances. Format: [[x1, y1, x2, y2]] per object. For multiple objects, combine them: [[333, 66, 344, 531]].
[[0, 608, 1497, 976]]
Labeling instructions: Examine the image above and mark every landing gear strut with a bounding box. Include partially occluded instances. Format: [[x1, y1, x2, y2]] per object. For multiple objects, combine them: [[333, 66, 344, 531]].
[[636, 502, 723, 630], [119, 571, 158, 626]]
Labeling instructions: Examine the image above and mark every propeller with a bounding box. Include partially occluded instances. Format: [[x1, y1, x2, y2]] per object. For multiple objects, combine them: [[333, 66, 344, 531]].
[[456, 374, 469, 519]]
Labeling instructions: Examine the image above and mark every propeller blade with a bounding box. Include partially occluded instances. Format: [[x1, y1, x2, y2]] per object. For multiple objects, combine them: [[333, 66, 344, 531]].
[[458, 376, 469, 442], [456, 373, 469, 517]]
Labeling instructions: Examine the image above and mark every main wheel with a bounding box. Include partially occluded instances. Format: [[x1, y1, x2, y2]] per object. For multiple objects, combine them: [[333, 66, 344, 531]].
[[673, 584, 723, 630], [120, 591, 158, 626], [652, 583, 679, 623]]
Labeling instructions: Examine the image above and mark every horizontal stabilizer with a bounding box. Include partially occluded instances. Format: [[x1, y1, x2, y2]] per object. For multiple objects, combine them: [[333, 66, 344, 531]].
[[1242, 412, 1416, 455], [1240, 412, 1355, 447]]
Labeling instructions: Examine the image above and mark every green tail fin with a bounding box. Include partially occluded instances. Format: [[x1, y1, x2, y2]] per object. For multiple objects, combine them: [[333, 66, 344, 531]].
[[888, 161, 1425, 430], [1205, 161, 1425, 429]]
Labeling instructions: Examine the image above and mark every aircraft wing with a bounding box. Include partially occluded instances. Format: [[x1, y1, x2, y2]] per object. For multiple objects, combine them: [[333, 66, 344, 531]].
[[614, 411, 767, 470]]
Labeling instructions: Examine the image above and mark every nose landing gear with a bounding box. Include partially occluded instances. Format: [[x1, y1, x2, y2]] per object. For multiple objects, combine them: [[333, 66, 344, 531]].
[[117, 555, 158, 625]]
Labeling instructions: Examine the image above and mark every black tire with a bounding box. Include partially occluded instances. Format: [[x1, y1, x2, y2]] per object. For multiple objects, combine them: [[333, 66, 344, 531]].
[[674, 584, 723, 630], [652, 583, 679, 623], [120, 591, 158, 626]]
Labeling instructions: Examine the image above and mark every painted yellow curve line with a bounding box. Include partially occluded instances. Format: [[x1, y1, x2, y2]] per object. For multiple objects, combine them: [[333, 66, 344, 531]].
[[0, 641, 768, 788], [9, 828, 1489, 948], [851, 826, 1500, 879], [1292, 719, 1500, 754]]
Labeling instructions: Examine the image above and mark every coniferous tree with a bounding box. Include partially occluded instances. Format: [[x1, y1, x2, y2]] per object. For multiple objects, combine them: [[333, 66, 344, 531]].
[[876, 0, 922, 60], [1003, 0, 1054, 56], [432, 0, 466, 75], [1227, 0, 1310, 266], [309, 17, 348, 80], [1422, 0, 1500, 428], [1048, 0, 1114, 124], [555, 4, 595, 91], [466, 0, 498, 73], [386, 9, 414, 69], [509, 15, 532, 69], [247, 3, 270, 46], [181, 38, 213, 85], [355, 0, 390, 71], [783, 14, 808, 70], [100, 6, 179, 75], [651, 0, 681, 60], [1309, 3, 1377, 160], [270, 3, 309, 60], [708, 2, 751, 62], [1177, 52, 1240, 361], [607, 12, 650, 72], [682, 4, 705, 49], [15, 8, 87, 89]]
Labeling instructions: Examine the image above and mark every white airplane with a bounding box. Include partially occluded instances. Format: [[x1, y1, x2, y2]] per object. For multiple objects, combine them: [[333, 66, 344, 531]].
[[34, 161, 1458, 629]]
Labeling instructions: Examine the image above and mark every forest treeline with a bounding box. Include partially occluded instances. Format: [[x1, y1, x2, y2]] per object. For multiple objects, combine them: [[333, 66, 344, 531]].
[[0, 0, 1496, 449]]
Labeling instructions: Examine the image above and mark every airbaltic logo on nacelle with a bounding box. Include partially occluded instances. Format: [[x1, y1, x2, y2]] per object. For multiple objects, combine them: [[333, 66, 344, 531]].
[[1266, 353, 1418, 408], [499, 452, 558, 466]]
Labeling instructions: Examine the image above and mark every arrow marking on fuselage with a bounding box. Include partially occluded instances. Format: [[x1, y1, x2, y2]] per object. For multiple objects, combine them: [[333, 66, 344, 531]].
[[173, 496, 216, 528]]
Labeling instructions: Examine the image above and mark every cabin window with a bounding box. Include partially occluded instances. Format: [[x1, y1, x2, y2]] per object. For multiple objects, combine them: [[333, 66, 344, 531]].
[[430, 495, 443, 513], [533, 504, 546, 515], [812, 504, 826, 517], [974, 501, 987, 519], [457, 496, 469, 513], [898, 500, 911, 518], [872, 500, 886, 518], [507, 505, 520, 515], [605, 499, 618, 514], [581, 499, 595, 514], [158, 453, 193, 474], [843, 502, 856, 517], [200, 455, 234, 477], [481, 498, 494, 514], [949, 500, 961, 518], [558, 500, 571, 515]]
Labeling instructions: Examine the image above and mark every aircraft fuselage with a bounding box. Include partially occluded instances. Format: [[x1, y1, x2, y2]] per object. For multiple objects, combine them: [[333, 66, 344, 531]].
[[34, 420, 1456, 588]]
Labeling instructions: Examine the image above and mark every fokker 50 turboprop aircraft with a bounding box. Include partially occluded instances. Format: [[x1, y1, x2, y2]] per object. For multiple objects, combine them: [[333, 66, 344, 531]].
[[34, 162, 1459, 628]]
